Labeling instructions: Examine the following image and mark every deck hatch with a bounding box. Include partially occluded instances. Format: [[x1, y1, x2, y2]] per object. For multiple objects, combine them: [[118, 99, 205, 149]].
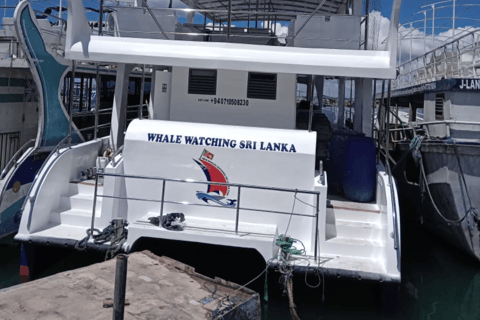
[[247, 72, 277, 100], [188, 69, 217, 95]]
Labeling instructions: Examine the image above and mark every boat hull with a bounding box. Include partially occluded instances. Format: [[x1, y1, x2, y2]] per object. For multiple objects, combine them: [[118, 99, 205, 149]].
[[394, 141, 480, 260], [0, 152, 46, 239]]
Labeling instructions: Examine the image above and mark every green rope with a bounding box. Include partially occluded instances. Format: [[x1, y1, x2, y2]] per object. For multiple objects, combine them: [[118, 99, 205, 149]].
[[276, 235, 305, 256]]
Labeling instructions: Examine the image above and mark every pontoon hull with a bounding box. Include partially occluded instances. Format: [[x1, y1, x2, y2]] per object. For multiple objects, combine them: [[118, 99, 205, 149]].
[[394, 141, 480, 260]]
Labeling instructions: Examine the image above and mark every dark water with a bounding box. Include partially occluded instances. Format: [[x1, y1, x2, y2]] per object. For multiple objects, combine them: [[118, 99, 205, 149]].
[[1, 220, 480, 320]]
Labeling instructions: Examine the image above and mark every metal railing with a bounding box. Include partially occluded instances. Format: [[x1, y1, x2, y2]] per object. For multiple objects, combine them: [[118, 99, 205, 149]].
[[393, 29, 480, 89], [0, 138, 34, 207], [0, 36, 23, 60], [91, 170, 322, 259], [101, 4, 365, 49], [24, 123, 111, 230], [0, 137, 32, 180], [418, 119, 480, 139], [0, 132, 23, 175]]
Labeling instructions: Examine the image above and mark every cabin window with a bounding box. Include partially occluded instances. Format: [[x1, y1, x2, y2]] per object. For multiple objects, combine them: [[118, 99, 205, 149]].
[[247, 72, 277, 100], [188, 69, 217, 95], [435, 93, 444, 120]]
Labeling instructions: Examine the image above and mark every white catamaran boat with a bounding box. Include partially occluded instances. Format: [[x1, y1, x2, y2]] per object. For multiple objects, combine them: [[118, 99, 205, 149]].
[[14, 0, 402, 284]]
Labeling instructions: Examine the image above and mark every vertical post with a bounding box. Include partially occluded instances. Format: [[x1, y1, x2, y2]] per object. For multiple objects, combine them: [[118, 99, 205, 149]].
[[452, 0, 456, 37], [160, 180, 166, 220], [350, 78, 354, 124], [87, 75, 93, 112], [138, 65, 145, 119], [364, 0, 370, 50], [371, 79, 376, 138], [255, 0, 259, 28], [385, 80, 392, 163], [90, 172, 99, 232], [337, 77, 345, 129], [308, 75, 315, 132], [399, 33, 402, 65], [227, 0, 232, 42], [204, 11, 207, 31], [68, 61, 76, 147], [113, 254, 128, 320], [314, 193, 319, 260], [247, 0, 251, 29], [431, 4, 435, 49], [94, 63, 100, 139], [423, 11, 427, 54], [58, 0, 63, 46], [274, 15, 277, 34], [79, 74, 84, 112], [235, 187, 241, 234], [377, 80, 385, 161], [410, 22, 413, 62], [98, 0, 104, 36]]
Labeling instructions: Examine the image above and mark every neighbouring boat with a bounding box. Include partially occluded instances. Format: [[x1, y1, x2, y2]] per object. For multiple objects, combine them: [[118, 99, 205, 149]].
[[0, 2, 151, 239], [14, 0, 403, 286], [376, 19, 480, 260], [0, 5, 69, 239]]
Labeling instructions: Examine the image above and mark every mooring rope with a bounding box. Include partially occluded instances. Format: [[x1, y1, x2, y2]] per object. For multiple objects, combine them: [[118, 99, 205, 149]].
[[415, 138, 478, 226]]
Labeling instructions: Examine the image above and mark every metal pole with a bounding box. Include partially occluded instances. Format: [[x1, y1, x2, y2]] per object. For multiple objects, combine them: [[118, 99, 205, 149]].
[[59, 0, 63, 29], [160, 180, 166, 220], [399, 34, 402, 65], [364, 0, 370, 50], [337, 77, 345, 129], [98, 0, 104, 36], [94, 63, 100, 139], [138, 65, 145, 119], [432, 4, 435, 49], [377, 80, 386, 161], [314, 193, 319, 260], [423, 11, 427, 54], [410, 22, 413, 62], [385, 80, 392, 164], [308, 75, 315, 132], [90, 173, 99, 232], [255, 0, 259, 28], [371, 79, 376, 138], [227, 0, 232, 42], [113, 254, 128, 320], [68, 61, 76, 147], [235, 187, 241, 234], [452, 0, 456, 37]]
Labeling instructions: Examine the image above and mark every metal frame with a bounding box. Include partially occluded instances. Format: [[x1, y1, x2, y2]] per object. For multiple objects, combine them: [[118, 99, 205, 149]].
[[0, 132, 22, 174], [394, 29, 480, 90], [101, 1, 362, 47]]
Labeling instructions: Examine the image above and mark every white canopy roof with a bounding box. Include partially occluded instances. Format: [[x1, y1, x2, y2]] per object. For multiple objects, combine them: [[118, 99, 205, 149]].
[[62, 0, 401, 79]]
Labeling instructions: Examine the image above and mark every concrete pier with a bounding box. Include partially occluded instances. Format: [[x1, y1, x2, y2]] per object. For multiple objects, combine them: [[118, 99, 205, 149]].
[[0, 251, 260, 319]]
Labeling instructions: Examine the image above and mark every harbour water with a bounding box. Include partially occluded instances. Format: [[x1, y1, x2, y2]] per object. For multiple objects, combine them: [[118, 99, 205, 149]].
[[1, 214, 479, 319]]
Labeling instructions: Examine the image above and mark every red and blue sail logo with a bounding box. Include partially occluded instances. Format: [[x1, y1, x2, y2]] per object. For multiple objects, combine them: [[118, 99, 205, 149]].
[[193, 149, 237, 207]]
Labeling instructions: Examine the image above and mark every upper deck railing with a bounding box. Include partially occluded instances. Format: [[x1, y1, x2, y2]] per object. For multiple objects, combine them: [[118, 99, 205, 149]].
[[393, 29, 480, 90], [100, 1, 366, 50]]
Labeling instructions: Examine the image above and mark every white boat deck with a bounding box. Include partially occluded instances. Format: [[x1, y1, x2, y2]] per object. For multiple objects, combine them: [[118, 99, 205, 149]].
[[19, 179, 396, 281]]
